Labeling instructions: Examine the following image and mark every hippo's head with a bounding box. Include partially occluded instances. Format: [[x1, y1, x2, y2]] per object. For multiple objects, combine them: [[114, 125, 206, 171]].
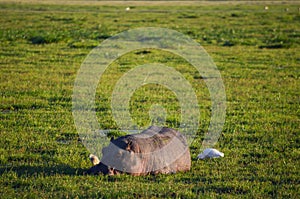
[[86, 137, 131, 175]]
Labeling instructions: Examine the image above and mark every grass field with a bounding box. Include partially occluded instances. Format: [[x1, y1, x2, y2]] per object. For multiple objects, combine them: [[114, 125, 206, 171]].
[[0, 1, 299, 198]]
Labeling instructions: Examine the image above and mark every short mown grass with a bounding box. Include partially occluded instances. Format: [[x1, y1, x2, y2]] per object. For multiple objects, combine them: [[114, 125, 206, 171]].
[[0, 1, 299, 198]]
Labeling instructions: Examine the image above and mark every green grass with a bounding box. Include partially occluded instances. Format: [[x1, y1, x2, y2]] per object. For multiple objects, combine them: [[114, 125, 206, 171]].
[[0, 1, 299, 198]]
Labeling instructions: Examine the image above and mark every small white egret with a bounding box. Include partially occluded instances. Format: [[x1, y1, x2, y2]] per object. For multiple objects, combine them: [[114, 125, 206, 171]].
[[197, 148, 224, 159]]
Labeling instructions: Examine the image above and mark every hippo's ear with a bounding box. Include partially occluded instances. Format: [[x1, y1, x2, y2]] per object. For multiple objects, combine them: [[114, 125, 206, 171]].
[[89, 154, 100, 166], [125, 143, 131, 151], [108, 166, 115, 176]]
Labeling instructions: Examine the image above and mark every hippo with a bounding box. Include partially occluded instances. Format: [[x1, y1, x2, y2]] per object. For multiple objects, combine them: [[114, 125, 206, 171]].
[[87, 126, 191, 176]]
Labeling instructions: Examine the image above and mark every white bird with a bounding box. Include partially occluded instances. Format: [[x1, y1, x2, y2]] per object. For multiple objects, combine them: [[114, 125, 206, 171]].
[[197, 148, 224, 159], [89, 154, 100, 166], [126, 7, 130, 11]]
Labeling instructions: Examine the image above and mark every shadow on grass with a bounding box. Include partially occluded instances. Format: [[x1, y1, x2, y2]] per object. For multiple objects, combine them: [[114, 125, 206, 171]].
[[0, 164, 86, 177]]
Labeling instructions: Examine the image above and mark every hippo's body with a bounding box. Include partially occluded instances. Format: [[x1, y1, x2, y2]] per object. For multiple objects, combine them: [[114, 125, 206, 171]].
[[87, 126, 191, 176]]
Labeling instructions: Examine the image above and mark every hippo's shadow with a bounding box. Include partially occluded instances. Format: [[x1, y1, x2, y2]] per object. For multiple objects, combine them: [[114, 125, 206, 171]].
[[0, 164, 86, 177]]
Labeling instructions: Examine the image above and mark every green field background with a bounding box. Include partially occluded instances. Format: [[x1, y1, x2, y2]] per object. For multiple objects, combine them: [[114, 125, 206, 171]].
[[0, 1, 299, 198]]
